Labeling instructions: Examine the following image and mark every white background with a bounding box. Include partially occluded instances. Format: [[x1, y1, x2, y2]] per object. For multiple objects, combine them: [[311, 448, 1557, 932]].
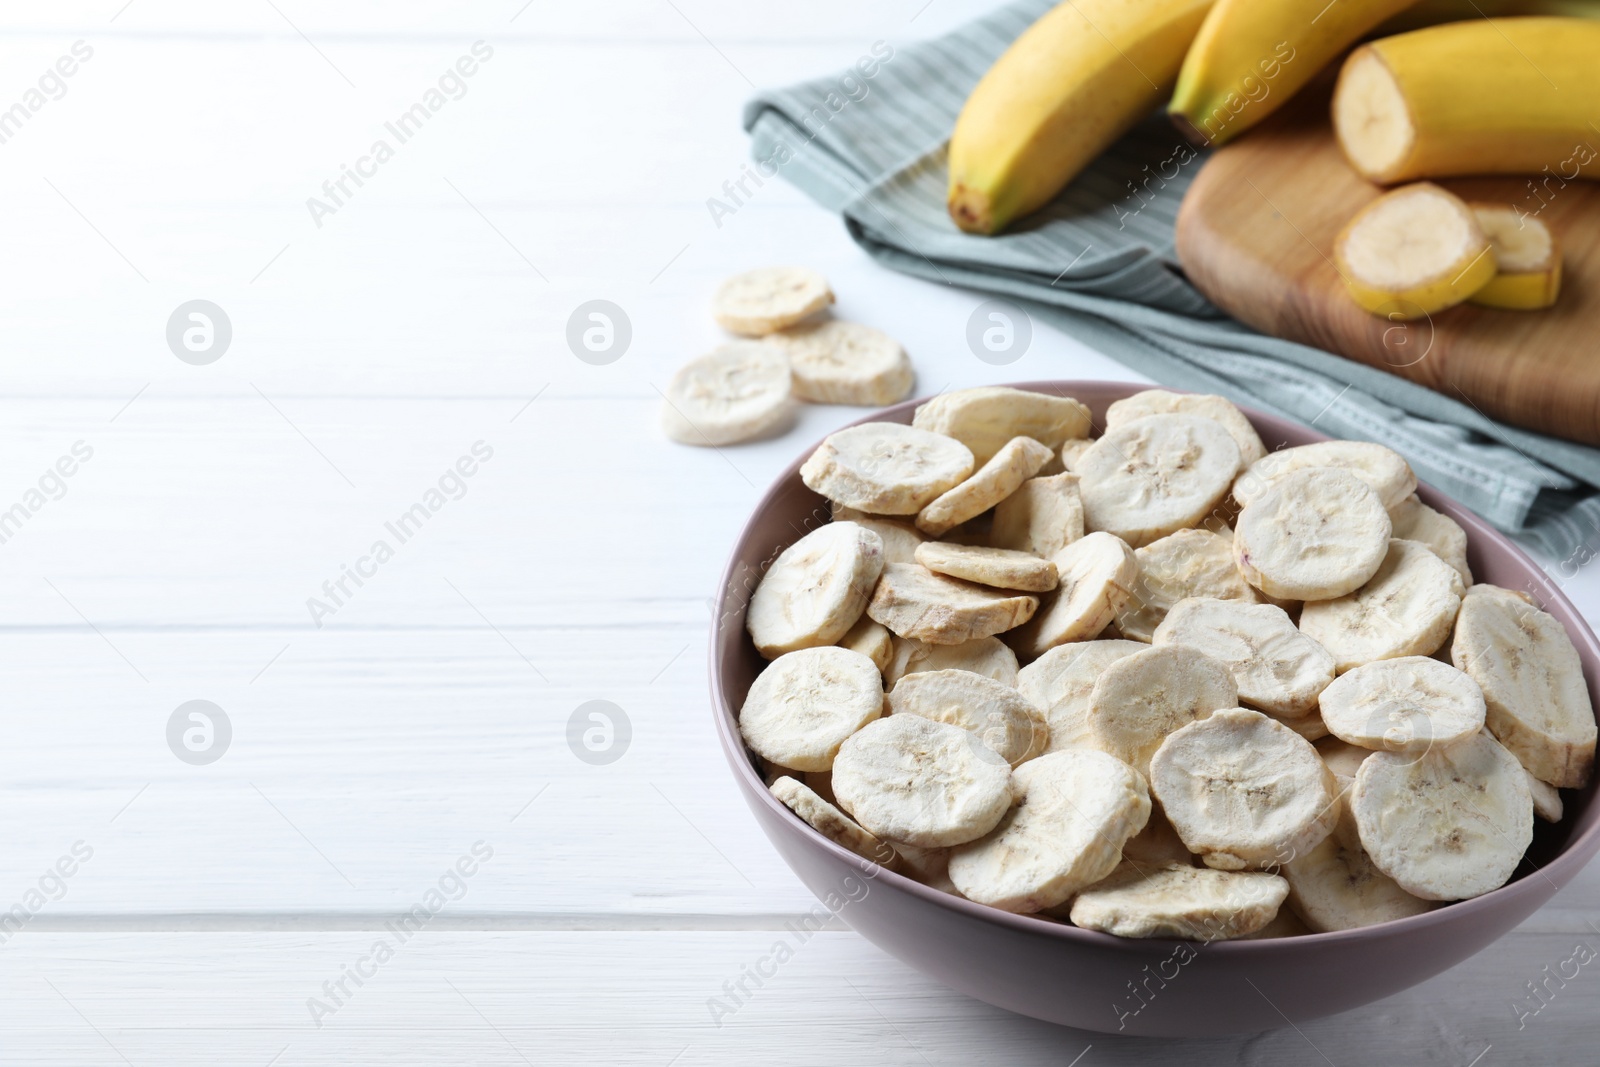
[[0, 1, 1596, 1062]]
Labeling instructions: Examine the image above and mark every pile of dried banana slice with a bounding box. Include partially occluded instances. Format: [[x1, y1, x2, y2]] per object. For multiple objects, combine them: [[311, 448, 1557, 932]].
[[739, 385, 1597, 939]]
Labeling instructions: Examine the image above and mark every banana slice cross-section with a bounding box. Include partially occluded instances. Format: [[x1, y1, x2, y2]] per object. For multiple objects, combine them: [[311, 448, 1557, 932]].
[[1469, 204, 1562, 310], [912, 386, 1092, 466], [1087, 644, 1238, 778], [1233, 440, 1417, 512], [661, 341, 794, 446], [1333, 182, 1497, 318], [1010, 532, 1138, 658], [1077, 414, 1242, 548], [916, 436, 1055, 536], [1300, 539, 1466, 674], [1318, 656, 1485, 755], [739, 646, 883, 772], [1069, 863, 1290, 940], [802, 423, 975, 515], [914, 541, 1058, 592], [712, 266, 833, 336], [747, 521, 884, 658], [885, 635, 1018, 687], [1017, 640, 1147, 754], [1116, 528, 1263, 644], [886, 669, 1048, 767], [1389, 494, 1472, 586], [1284, 807, 1431, 932], [774, 319, 915, 405], [1154, 598, 1336, 718], [1105, 390, 1267, 466], [867, 563, 1039, 646], [1234, 468, 1392, 601]]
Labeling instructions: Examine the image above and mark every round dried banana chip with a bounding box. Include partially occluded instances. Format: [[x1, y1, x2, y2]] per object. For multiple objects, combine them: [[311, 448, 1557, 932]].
[[1283, 807, 1431, 932], [885, 635, 1018, 687], [1390, 494, 1472, 586], [830, 507, 926, 564], [916, 436, 1055, 537], [1010, 532, 1137, 658], [802, 423, 974, 515], [1233, 440, 1417, 511], [1105, 389, 1268, 466], [712, 266, 833, 336], [770, 775, 899, 869], [1153, 598, 1335, 717], [739, 646, 883, 772], [660, 341, 793, 447], [747, 521, 884, 658], [911, 386, 1092, 465], [1016, 640, 1147, 754], [1115, 528, 1263, 643], [1069, 863, 1290, 940], [1318, 656, 1486, 755], [1233, 468, 1392, 601], [1086, 644, 1238, 778], [774, 319, 914, 406], [887, 669, 1048, 767], [1300, 539, 1466, 674], [914, 542, 1058, 592], [1077, 414, 1243, 547], [989, 471, 1084, 559], [867, 563, 1039, 645]]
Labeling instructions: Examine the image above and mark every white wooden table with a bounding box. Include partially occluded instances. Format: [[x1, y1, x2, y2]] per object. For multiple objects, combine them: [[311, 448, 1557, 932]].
[[3, 2, 1597, 1062]]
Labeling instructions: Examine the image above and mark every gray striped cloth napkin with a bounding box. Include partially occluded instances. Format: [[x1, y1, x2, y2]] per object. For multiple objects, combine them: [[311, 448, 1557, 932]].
[[742, 0, 1600, 562]]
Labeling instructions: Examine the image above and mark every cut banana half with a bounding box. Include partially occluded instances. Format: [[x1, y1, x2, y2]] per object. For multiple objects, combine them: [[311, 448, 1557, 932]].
[[1528, 771, 1563, 824], [948, 750, 1151, 912], [1009, 532, 1138, 658], [1333, 182, 1496, 318], [739, 646, 883, 772], [1469, 204, 1562, 310], [1318, 656, 1486, 755], [1077, 414, 1243, 547], [1116, 528, 1262, 644], [1154, 598, 1336, 718], [831, 507, 926, 565], [712, 266, 833, 336], [747, 521, 884, 658], [832, 714, 1013, 848], [1151, 708, 1339, 871], [1351, 728, 1533, 900], [1283, 807, 1431, 932], [770, 775, 900, 869], [885, 635, 1018, 687], [1105, 390, 1268, 466], [1233, 440, 1417, 512], [1389, 494, 1472, 586], [837, 615, 894, 675], [916, 436, 1055, 536], [774, 319, 915, 405], [1300, 539, 1466, 674], [887, 669, 1049, 767], [912, 386, 1092, 466], [914, 541, 1058, 592], [1234, 468, 1392, 601], [660, 341, 794, 446], [1069, 863, 1289, 940], [1451, 584, 1597, 788], [1086, 644, 1238, 778], [989, 472, 1084, 559], [867, 563, 1039, 645], [1017, 640, 1147, 754], [802, 423, 974, 515]]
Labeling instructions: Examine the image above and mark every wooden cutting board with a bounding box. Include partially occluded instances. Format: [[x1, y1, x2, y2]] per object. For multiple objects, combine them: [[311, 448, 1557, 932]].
[[1174, 83, 1600, 446]]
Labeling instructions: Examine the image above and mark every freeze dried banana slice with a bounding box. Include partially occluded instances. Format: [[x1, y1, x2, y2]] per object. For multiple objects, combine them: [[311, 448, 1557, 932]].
[[1105, 390, 1268, 466], [739, 646, 883, 772], [838, 615, 894, 674], [1283, 807, 1431, 932], [1010, 532, 1138, 658], [802, 423, 975, 515], [747, 521, 884, 658], [1528, 772, 1563, 823], [832, 714, 1013, 848], [1452, 584, 1596, 788], [1318, 656, 1485, 755], [885, 635, 1018, 687], [1233, 440, 1416, 511], [1086, 645, 1238, 778], [770, 776, 899, 869], [774, 319, 914, 406], [867, 563, 1039, 645], [912, 386, 1092, 465], [1058, 438, 1094, 472], [1077, 414, 1243, 548], [1234, 468, 1392, 601], [1351, 729, 1533, 900], [1301, 539, 1465, 674], [831, 507, 925, 564], [712, 266, 833, 336], [1390, 494, 1472, 586], [914, 542, 1058, 592], [1069, 863, 1289, 940], [948, 750, 1151, 912], [1154, 598, 1335, 718], [916, 436, 1055, 536], [887, 669, 1048, 767], [660, 341, 793, 447], [1122, 807, 1198, 868], [989, 472, 1084, 559], [1017, 640, 1147, 754], [1151, 708, 1339, 871], [1115, 528, 1263, 644]]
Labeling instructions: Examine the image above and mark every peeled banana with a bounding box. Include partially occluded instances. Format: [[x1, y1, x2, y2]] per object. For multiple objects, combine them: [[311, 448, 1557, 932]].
[[947, 0, 1214, 235]]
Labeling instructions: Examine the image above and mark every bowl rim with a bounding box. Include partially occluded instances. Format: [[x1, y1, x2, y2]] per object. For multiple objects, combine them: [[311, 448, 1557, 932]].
[[711, 379, 1600, 952]]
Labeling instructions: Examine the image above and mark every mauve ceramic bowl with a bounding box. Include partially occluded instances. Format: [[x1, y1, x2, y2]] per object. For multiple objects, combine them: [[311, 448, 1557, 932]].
[[710, 380, 1600, 1037]]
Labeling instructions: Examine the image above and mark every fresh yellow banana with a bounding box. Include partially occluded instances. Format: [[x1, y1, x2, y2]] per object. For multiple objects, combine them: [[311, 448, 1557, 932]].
[[1376, 0, 1600, 34], [1333, 18, 1600, 184], [947, 0, 1214, 236], [1168, 0, 1416, 147], [1469, 204, 1563, 310], [1334, 183, 1497, 318]]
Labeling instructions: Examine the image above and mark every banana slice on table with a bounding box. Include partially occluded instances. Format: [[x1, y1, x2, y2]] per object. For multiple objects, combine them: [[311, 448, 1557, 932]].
[[1318, 656, 1485, 755], [773, 319, 914, 405], [1301, 539, 1465, 674], [770, 775, 900, 870], [1283, 807, 1431, 932], [1389, 493, 1472, 586], [739, 647, 883, 772], [1009, 532, 1138, 658], [747, 521, 884, 658], [1017, 640, 1147, 753], [1451, 584, 1597, 788], [867, 563, 1039, 645], [712, 266, 833, 336], [1469, 204, 1562, 310], [1154, 598, 1336, 717], [1115, 528, 1263, 643], [1105, 390, 1268, 466], [1333, 183, 1497, 318], [1351, 728, 1533, 900], [912, 386, 1092, 466], [948, 750, 1151, 912], [914, 541, 1058, 592], [837, 616, 894, 675], [1077, 414, 1242, 548], [916, 436, 1055, 536], [885, 635, 1018, 687], [1087, 645, 1238, 778], [832, 714, 1013, 848], [1069, 863, 1290, 940], [1233, 440, 1417, 512], [1234, 468, 1392, 601], [1151, 708, 1339, 871], [887, 669, 1048, 767], [831, 506, 925, 564], [989, 472, 1084, 559], [1527, 771, 1563, 824], [660, 341, 793, 446], [802, 423, 975, 515]]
